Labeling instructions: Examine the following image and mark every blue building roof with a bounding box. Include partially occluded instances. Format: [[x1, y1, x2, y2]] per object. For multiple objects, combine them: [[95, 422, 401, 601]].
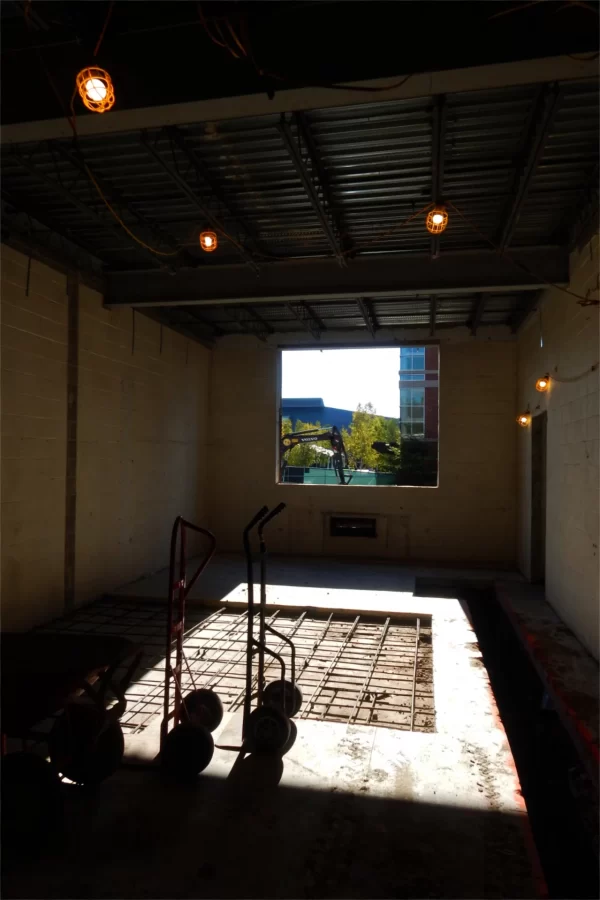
[[282, 397, 397, 431], [282, 398, 353, 430]]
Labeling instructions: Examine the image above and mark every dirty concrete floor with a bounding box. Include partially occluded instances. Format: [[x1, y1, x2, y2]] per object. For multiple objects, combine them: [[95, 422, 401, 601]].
[[3, 574, 541, 899], [3, 716, 538, 900]]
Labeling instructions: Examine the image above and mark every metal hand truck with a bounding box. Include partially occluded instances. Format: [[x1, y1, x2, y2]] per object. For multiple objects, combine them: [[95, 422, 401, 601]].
[[160, 516, 225, 781], [241, 503, 303, 754]]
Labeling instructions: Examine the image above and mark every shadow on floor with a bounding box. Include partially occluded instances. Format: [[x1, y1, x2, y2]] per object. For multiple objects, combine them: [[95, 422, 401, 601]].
[[454, 586, 599, 900], [3, 755, 538, 900]]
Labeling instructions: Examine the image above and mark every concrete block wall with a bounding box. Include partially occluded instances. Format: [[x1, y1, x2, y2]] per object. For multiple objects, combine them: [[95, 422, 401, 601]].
[[517, 235, 599, 659], [1, 246, 69, 629], [1, 245, 210, 630], [207, 337, 517, 566]]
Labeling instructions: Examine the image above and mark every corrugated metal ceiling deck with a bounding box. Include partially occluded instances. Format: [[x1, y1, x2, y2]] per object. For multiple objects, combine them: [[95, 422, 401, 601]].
[[2, 77, 597, 337]]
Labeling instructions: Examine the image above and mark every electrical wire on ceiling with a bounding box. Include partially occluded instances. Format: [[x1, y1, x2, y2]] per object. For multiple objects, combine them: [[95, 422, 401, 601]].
[[22, 2, 258, 263], [489, 0, 599, 19], [197, 3, 414, 95], [446, 200, 599, 305]]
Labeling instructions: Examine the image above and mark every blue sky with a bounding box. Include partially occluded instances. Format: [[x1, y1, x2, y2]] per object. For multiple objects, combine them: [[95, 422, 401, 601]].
[[282, 348, 400, 418]]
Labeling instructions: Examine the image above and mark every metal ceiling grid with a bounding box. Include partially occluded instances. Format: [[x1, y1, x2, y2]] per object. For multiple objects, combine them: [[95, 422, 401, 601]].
[[513, 81, 599, 246], [2, 77, 597, 338]]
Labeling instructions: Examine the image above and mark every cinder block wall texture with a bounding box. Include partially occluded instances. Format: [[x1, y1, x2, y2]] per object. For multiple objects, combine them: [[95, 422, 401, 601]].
[[1, 245, 210, 630], [207, 337, 518, 566], [517, 234, 599, 659]]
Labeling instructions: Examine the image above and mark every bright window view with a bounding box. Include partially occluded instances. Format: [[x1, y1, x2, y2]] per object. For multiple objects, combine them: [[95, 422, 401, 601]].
[[280, 347, 439, 486]]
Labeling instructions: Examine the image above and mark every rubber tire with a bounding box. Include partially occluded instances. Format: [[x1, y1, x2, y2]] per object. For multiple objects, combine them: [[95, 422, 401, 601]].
[[246, 705, 291, 755], [1, 752, 63, 855], [49, 703, 124, 785], [182, 689, 224, 732], [161, 723, 214, 781], [281, 719, 298, 757], [263, 679, 303, 717]]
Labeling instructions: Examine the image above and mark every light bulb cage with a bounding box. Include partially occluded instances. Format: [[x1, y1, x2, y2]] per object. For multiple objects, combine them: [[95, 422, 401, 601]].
[[535, 375, 550, 392], [200, 231, 218, 252], [516, 412, 531, 427], [426, 206, 448, 235], [76, 67, 115, 114]]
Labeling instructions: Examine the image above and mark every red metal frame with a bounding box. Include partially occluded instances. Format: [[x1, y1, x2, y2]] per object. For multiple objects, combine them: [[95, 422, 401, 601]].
[[161, 516, 216, 749]]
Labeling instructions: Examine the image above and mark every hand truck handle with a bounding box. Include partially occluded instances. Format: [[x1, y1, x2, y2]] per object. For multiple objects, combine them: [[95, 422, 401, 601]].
[[257, 502, 286, 537]]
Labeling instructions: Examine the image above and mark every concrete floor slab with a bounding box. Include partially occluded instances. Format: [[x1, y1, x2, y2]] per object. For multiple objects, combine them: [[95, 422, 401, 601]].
[[111, 553, 523, 612], [4, 563, 542, 899]]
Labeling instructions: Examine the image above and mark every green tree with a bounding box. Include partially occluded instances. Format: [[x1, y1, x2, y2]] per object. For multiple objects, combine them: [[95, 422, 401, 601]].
[[281, 418, 330, 467], [341, 403, 385, 469], [342, 403, 402, 472]]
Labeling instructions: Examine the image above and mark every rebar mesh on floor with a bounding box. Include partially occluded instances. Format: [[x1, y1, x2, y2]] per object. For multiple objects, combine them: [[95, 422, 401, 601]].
[[37, 598, 435, 734]]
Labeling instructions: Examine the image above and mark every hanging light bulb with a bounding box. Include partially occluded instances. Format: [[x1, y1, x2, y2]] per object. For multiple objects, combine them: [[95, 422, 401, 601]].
[[76, 67, 115, 113], [516, 411, 531, 427], [535, 374, 550, 392], [200, 231, 218, 252], [426, 205, 448, 234]]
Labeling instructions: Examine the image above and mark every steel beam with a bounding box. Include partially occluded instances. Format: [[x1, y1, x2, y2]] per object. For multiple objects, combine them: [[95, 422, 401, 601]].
[[104, 246, 568, 309], [469, 294, 486, 335], [140, 131, 259, 272], [357, 297, 377, 337], [277, 115, 345, 266], [429, 296, 437, 336], [430, 95, 447, 260], [10, 147, 162, 269], [3, 57, 594, 145], [498, 84, 562, 251], [286, 302, 322, 339]]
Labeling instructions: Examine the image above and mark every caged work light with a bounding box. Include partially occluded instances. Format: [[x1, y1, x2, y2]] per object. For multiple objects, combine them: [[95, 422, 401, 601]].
[[535, 374, 550, 392], [76, 67, 115, 113], [426, 205, 448, 235], [200, 231, 218, 252], [516, 411, 531, 427]]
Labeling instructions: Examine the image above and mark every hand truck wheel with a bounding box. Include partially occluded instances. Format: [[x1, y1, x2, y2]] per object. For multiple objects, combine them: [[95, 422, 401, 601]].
[[246, 705, 291, 754], [1, 752, 63, 855], [49, 702, 124, 785], [160, 722, 214, 781], [182, 688, 224, 732], [263, 679, 303, 717]]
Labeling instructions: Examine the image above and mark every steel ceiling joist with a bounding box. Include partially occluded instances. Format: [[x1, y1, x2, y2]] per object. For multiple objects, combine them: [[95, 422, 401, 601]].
[[11, 146, 162, 269], [295, 111, 351, 259], [357, 297, 377, 337], [104, 246, 568, 309], [510, 289, 544, 333], [277, 115, 346, 267], [221, 306, 271, 342], [166, 126, 268, 260], [140, 130, 260, 272], [498, 83, 562, 251], [52, 142, 190, 265], [286, 302, 323, 339], [469, 294, 486, 335], [430, 95, 447, 260], [429, 296, 437, 336]]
